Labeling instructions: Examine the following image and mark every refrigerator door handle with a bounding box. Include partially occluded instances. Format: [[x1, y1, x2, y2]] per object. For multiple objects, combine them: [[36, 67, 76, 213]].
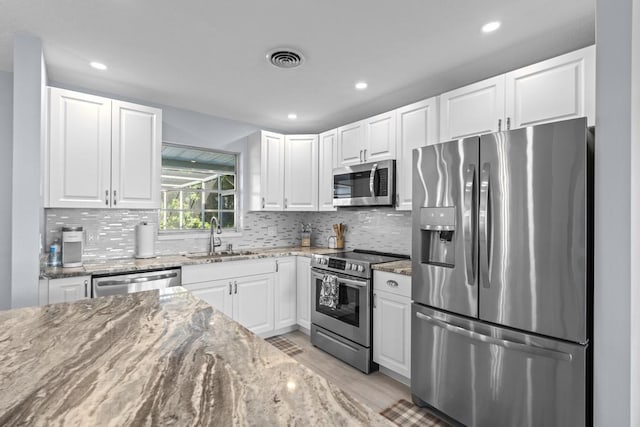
[[479, 162, 491, 289], [415, 312, 573, 362], [463, 164, 476, 286]]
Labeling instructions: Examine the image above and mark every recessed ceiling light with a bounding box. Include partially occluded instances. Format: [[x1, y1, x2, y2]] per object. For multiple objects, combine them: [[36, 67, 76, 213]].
[[355, 82, 368, 90], [482, 21, 501, 33], [287, 113, 298, 120], [90, 61, 107, 70]]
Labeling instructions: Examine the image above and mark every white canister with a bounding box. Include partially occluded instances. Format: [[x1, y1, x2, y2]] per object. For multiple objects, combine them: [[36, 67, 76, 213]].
[[135, 222, 155, 259]]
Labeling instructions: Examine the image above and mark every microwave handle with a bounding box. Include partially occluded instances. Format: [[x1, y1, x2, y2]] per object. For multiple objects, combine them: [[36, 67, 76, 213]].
[[369, 163, 378, 197]]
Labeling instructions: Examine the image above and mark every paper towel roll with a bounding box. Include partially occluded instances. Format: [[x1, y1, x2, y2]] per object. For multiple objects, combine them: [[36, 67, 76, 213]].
[[135, 222, 155, 259]]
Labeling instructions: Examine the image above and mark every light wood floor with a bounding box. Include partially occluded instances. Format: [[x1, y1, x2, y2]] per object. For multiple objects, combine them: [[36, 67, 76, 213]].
[[283, 330, 411, 413]]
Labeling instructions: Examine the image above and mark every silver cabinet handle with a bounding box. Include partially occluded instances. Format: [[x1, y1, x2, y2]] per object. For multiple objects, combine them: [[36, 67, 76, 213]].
[[275, 261, 279, 272], [284, 198, 287, 209], [369, 163, 378, 198], [498, 118, 502, 131], [386, 280, 398, 288], [479, 163, 491, 289], [415, 312, 572, 361], [229, 281, 232, 295], [463, 164, 476, 287], [262, 197, 265, 209], [234, 281, 237, 294], [84, 280, 88, 298], [363, 149, 367, 162], [359, 150, 363, 163], [105, 190, 109, 206], [506, 117, 511, 130], [373, 292, 377, 308], [396, 194, 399, 206], [113, 190, 117, 205]]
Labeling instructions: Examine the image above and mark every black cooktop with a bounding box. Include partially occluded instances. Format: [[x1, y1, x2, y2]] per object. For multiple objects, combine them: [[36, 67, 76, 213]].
[[327, 249, 409, 264]]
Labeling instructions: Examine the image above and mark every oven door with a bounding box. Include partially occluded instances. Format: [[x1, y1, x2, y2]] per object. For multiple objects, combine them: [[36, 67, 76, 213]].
[[333, 160, 394, 207], [310, 268, 370, 347]]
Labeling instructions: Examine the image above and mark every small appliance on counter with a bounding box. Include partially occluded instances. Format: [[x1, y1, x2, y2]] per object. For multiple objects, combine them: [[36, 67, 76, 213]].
[[62, 226, 83, 268], [301, 223, 312, 247], [135, 222, 156, 259]]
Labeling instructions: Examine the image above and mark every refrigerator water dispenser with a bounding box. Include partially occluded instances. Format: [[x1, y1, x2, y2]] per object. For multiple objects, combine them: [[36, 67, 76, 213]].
[[420, 207, 456, 267]]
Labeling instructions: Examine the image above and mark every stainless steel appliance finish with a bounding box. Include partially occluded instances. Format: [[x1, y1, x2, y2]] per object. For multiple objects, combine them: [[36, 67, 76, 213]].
[[411, 118, 593, 426], [92, 268, 182, 298], [412, 304, 587, 427], [310, 250, 409, 373], [332, 159, 395, 207]]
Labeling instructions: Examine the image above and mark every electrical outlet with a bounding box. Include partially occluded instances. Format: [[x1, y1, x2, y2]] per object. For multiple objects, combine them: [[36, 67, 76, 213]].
[[268, 226, 277, 237]]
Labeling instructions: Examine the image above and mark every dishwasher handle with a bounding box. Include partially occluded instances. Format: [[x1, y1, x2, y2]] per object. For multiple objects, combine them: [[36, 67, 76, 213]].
[[96, 272, 178, 287]]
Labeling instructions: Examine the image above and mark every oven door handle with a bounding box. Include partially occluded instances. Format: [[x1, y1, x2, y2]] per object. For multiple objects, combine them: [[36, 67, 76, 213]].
[[310, 269, 368, 288]]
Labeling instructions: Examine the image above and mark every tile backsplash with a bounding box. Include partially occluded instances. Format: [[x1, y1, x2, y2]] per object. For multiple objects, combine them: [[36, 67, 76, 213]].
[[45, 208, 412, 262]]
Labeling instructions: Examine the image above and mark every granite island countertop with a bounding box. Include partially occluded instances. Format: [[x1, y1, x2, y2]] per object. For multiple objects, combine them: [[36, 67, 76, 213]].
[[41, 246, 339, 280], [0, 287, 391, 426]]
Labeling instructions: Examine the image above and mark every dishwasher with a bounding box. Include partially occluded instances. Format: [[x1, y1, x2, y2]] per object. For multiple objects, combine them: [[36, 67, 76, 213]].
[[92, 268, 182, 298]]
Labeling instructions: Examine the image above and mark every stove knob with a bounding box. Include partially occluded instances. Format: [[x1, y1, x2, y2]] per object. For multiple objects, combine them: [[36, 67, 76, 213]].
[[322, 258, 328, 265], [352, 264, 358, 271], [357, 265, 365, 272], [345, 263, 351, 270]]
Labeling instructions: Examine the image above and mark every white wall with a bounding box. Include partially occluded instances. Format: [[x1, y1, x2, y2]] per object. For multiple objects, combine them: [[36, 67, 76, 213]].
[[0, 71, 13, 309], [11, 35, 46, 308], [594, 0, 639, 425]]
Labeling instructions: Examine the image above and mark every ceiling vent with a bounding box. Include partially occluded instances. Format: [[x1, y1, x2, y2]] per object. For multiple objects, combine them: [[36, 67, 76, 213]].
[[267, 48, 304, 69]]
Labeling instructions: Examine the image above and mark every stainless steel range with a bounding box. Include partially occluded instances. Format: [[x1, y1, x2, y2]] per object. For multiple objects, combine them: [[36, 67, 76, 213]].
[[310, 249, 409, 373]]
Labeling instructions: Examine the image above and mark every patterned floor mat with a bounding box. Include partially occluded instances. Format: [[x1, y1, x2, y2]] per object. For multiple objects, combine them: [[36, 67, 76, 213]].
[[265, 335, 304, 357], [380, 399, 450, 427]]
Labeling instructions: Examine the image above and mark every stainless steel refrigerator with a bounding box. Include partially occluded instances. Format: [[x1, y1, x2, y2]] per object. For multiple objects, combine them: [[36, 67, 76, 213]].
[[411, 117, 593, 427]]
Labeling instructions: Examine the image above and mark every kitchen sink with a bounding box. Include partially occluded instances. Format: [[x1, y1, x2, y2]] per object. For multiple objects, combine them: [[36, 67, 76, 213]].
[[183, 251, 257, 260]]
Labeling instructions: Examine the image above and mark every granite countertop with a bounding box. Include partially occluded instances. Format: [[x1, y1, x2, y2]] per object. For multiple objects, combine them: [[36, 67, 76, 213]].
[[41, 246, 339, 279], [0, 287, 391, 426], [372, 260, 412, 276]]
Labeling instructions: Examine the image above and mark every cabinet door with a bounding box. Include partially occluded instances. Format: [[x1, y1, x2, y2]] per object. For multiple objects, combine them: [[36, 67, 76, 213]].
[[337, 121, 364, 166], [275, 257, 297, 329], [47, 88, 111, 208], [318, 129, 337, 211], [284, 135, 318, 211], [49, 276, 91, 304], [234, 273, 274, 335], [373, 290, 411, 378], [364, 110, 396, 162], [261, 131, 285, 210], [296, 256, 311, 331], [439, 75, 505, 142], [111, 101, 162, 209], [395, 98, 439, 211], [184, 279, 233, 318], [505, 45, 595, 129]]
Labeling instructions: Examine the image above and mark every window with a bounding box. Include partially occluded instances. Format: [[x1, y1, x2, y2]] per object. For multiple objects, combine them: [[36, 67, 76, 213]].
[[160, 143, 238, 232]]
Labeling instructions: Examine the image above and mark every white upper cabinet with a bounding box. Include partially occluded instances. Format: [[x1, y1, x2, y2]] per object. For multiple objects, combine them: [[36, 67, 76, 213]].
[[338, 111, 397, 167], [46, 87, 162, 209], [47, 88, 112, 208], [439, 45, 595, 142], [284, 135, 318, 211], [364, 110, 396, 162], [263, 131, 286, 210], [395, 98, 439, 211], [439, 75, 506, 142], [318, 129, 337, 211], [505, 45, 595, 128], [337, 121, 365, 166], [111, 100, 162, 209]]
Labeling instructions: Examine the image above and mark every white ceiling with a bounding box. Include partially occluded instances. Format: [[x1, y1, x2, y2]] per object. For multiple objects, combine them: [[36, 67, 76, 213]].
[[0, 0, 595, 133]]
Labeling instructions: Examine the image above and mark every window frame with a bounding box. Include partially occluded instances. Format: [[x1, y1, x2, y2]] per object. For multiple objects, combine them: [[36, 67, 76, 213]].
[[159, 142, 240, 236]]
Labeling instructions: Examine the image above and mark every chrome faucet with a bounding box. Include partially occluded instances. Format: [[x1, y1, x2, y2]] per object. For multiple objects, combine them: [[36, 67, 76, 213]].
[[209, 216, 222, 255]]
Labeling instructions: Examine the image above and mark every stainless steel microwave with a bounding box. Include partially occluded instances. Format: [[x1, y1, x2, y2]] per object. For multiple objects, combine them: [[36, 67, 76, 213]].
[[333, 160, 395, 207]]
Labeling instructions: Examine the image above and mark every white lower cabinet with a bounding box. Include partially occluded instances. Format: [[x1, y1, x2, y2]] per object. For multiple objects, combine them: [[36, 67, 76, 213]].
[[183, 259, 276, 336], [296, 256, 311, 332], [275, 257, 297, 330], [373, 271, 411, 380], [49, 275, 91, 304]]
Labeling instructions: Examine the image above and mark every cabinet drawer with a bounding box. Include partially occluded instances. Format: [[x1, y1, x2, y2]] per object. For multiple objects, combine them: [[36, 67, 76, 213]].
[[373, 271, 411, 298], [183, 259, 276, 284]]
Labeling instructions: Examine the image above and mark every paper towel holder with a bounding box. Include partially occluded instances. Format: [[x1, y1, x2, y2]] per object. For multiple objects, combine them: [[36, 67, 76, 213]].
[[135, 221, 156, 259]]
